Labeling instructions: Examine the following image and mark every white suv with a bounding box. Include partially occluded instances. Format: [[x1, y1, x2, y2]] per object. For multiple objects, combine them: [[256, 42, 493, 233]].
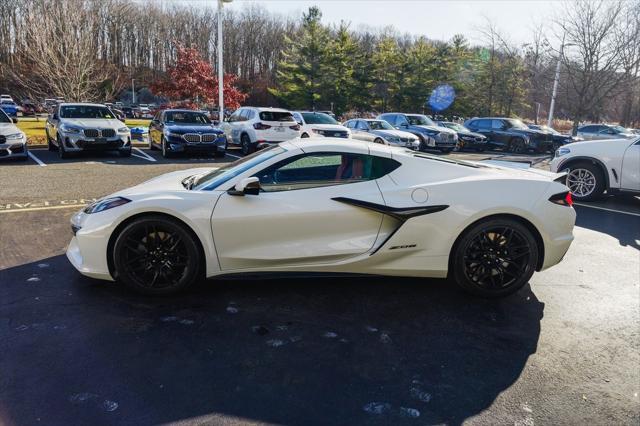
[[221, 107, 301, 155], [550, 138, 640, 201], [292, 111, 350, 139]]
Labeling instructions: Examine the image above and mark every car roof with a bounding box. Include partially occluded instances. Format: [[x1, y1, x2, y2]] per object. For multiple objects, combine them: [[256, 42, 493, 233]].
[[245, 107, 291, 112], [59, 103, 107, 107], [163, 109, 206, 113]]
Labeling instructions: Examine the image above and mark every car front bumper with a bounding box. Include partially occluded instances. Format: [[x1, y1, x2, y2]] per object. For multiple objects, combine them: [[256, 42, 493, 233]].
[[165, 134, 226, 153], [0, 141, 27, 158], [61, 132, 131, 152]]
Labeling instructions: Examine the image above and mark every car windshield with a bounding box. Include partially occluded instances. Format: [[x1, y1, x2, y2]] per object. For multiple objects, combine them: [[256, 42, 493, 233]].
[[165, 111, 211, 124], [259, 111, 295, 122], [301, 112, 338, 125], [611, 125, 627, 133], [367, 120, 394, 130], [506, 119, 529, 130], [60, 105, 114, 119], [194, 145, 286, 190], [407, 115, 435, 126], [0, 109, 11, 123]]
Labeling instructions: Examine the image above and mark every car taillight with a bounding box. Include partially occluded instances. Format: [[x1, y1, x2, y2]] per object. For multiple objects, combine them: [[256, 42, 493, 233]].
[[289, 124, 301, 131], [253, 122, 271, 130], [549, 191, 573, 207]]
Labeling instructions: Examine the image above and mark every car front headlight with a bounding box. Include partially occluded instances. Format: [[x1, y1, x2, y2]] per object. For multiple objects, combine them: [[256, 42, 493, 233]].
[[165, 130, 181, 137], [117, 127, 130, 134], [83, 197, 131, 214], [5, 132, 25, 141], [311, 129, 326, 135], [60, 124, 82, 134], [555, 147, 571, 158]]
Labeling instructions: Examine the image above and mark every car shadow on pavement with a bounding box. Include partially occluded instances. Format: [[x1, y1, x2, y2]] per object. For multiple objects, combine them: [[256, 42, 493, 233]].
[[574, 195, 640, 251], [1, 255, 543, 426]]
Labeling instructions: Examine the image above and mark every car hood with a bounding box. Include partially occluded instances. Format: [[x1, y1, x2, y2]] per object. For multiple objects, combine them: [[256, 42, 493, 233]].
[[457, 130, 486, 139], [60, 118, 124, 128], [115, 167, 214, 197], [372, 129, 416, 139], [165, 124, 223, 134], [0, 122, 21, 136], [412, 125, 456, 134]]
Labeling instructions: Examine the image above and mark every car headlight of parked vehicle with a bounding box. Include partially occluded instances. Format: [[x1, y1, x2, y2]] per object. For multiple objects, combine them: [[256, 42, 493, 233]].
[[5, 132, 25, 141], [84, 197, 131, 214], [60, 124, 82, 134], [164, 130, 182, 138], [311, 129, 326, 135], [555, 147, 571, 158], [117, 127, 130, 134]]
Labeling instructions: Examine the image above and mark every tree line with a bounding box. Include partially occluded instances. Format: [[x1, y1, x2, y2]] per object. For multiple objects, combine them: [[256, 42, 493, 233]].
[[0, 0, 638, 128]]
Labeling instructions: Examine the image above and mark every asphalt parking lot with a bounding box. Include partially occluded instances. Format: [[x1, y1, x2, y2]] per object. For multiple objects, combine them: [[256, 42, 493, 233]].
[[0, 148, 638, 425]]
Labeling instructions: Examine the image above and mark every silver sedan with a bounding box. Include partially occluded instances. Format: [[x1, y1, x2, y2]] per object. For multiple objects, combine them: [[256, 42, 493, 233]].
[[344, 119, 420, 149]]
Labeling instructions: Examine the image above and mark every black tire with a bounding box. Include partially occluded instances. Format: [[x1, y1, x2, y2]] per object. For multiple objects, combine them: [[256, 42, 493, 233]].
[[441, 148, 453, 154], [451, 217, 538, 298], [509, 137, 526, 154], [148, 134, 156, 150], [119, 148, 132, 158], [161, 136, 172, 158], [57, 135, 69, 159], [241, 134, 254, 156], [373, 138, 385, 144], [301, 133, 310, 138], [564, 161, 605, 201], [112, 215, 203, 295]]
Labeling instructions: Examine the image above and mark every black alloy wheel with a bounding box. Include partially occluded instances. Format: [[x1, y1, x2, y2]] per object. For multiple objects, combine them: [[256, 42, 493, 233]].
[[509, 138, 526, 154], [451, 218, 538, 297], [113, 216, 202, 294], [57, 135, 69, 159], [241, 134, 254, 156]]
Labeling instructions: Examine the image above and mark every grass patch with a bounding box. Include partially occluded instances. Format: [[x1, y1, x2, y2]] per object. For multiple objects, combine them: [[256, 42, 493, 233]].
[[16, 117, 151, 145]]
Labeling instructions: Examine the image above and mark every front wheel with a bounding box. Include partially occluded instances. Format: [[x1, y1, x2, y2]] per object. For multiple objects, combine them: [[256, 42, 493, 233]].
[[565, 162, 605, 201], [241, 134, 254, 156], [509, 138, 526, 154], [161, 136, 172, 158], [112, 216, 203, 295], [57, 135, 69, 159], [373, 138, 385, 144], [451, 218, 538, 298]]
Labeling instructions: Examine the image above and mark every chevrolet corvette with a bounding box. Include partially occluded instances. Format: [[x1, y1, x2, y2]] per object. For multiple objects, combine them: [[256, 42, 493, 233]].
[[67, 139, 575, 297]]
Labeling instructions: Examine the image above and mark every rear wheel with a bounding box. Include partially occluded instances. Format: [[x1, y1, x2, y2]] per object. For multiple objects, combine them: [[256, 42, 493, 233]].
[[451, 218, 538, 298], [112, 216, 202, 295], [565, 162, 605, 201], [301, 133, 310, 138], [241, 134, 254, 156]]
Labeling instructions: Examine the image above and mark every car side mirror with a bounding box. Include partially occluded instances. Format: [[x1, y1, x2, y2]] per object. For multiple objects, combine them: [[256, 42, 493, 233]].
[[228, 177, 261, 196], [11, 118, 18, 123]]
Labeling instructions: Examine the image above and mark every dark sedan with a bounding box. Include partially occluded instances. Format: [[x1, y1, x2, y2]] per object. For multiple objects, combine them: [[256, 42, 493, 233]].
[[527, 124, 583, 148], [436, 121, 488, 152], [464, 117, 554, 153], [149, 109, 227, 158]]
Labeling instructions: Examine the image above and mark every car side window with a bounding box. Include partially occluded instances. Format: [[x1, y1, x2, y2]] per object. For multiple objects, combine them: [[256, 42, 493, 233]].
[[228, 110, 241, 123], [491, 119, 505, 130], [292, 112, 303, 124], [382, 115, 395, 126], [345, 120, 355, 129], [475, 119, 490, 129], [253, 153, 401, 192], [356, 120, 368, 130], [245, 109, 255, 120]]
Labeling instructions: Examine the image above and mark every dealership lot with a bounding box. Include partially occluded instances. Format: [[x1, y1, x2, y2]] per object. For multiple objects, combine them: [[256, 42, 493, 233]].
[[0, 149, 638, 425]]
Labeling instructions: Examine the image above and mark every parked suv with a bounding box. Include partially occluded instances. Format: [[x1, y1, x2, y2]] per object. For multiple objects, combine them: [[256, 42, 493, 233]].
[[377, 113, 457, 153], [292, 111, 350, 138], [221, 107, 301, 155], [550, 138, 640, 201], [0, 109, 27, 161], [576, 124, 636, 141], [149, 109, 226, 158], [464, 117, 553, 153], [45, 103, 131, 159]]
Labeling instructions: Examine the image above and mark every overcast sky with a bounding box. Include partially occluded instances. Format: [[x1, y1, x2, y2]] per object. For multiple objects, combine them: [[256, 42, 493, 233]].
[[168, 0, 567, 46]]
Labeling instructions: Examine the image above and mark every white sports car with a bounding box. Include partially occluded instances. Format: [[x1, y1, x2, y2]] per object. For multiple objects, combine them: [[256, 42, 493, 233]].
[[67, 139, 575, 297]]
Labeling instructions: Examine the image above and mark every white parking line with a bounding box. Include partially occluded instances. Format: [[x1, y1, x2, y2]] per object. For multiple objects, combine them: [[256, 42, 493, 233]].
[[27, 151, 46, 167], [225, 152, 242, 160], [574, 202, 640, 217], [132, 147, 157, 162]]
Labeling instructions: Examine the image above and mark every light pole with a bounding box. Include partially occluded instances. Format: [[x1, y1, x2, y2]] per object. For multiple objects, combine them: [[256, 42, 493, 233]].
[[548, 35, 571, 128], [218, 0, 233, 123], [131, 78, 136, 105]]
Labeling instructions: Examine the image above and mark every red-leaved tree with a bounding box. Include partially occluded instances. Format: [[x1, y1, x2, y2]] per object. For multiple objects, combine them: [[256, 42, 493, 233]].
[[151, 45, 247, 109]]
